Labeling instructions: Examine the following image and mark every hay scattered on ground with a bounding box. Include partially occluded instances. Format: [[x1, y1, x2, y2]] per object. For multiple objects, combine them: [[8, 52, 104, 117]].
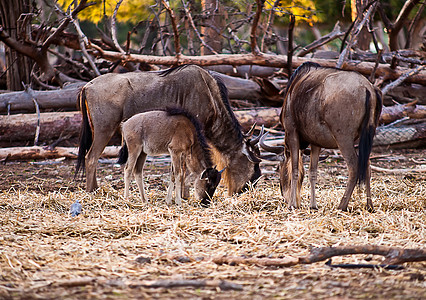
[[0, 149, 425, 299]]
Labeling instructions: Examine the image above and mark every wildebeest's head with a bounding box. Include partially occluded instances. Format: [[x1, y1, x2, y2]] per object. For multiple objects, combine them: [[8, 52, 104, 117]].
[[196, 166, 226, 207], [216, 124, 264, 195]]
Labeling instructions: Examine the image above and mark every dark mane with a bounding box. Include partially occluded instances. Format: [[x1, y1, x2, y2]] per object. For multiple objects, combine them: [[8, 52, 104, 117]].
[[285, 62, 321, 95], [209, 70, 244, 142], [165, 107, 213, 166], [158, 64, 190, 77]]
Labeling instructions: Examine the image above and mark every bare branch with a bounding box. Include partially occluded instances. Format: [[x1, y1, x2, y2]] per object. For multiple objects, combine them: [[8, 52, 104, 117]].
[[260, 0, 279, 52], [111, 0, 126, 54], [181, 0, 218, 55], [250, 0, 264, 55], [162, 0, 181, 55], [337, 2, 377, 69], [70, 17, 101, 76], [296, 22, 345, 57]]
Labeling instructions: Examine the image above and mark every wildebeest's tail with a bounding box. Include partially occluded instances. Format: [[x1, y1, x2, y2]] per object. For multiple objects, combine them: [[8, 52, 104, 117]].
[[117, 143, 128, 165], [75, 88, 92, 177], [357, 89, 381, 184]]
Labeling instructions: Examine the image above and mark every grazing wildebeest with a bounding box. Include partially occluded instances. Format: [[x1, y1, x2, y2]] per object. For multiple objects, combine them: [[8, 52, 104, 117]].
[[76, 65, 262, 195], [118, 108, 224, 206], [261, 62, 382, 211]]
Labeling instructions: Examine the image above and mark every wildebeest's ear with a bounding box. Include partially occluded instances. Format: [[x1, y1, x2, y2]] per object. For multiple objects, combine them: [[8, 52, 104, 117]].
[[242, 141, 262, 163], [200, 168, 213, 180]]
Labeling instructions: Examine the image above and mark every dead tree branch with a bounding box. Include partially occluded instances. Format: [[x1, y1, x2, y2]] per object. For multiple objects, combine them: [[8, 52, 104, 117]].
[[162, 0, 181, 56], [111, 0, 126, 54], [128, 279, 243, 291], [299, 245, 426, 265], [181, 0, 217, 55], [296, 22, 345, 57], [250, 0, 264, 55], [148, 245, 426, 269], [337, 2, 377, 69]]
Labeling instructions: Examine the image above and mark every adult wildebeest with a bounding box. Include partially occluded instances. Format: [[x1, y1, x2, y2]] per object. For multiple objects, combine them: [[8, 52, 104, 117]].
[[76, 65, 262, 195], [118, 108, 224, 206], [261, 62, 382, 211]]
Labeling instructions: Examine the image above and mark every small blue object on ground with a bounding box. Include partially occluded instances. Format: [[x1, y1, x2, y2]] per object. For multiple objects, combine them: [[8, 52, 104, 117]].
[[70, 199, 82, 217]]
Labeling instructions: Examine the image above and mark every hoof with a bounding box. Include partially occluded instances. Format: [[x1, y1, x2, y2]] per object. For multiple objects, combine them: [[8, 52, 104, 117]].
[[200, 199, 211, 208], [338, 205, 348, 212], [366, 205, 375, 213]]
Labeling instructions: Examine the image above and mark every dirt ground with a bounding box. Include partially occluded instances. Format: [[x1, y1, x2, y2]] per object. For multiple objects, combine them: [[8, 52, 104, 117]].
[[0, 147, 425, 299]]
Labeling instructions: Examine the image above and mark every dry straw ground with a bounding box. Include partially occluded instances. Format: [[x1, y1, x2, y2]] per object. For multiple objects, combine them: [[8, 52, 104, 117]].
[[0, 148, 425, 299]]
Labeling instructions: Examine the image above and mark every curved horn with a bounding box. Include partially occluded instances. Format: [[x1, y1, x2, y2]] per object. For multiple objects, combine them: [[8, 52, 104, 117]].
[[259, 132, 285, 154], [243, 123, 257, 138], [249, 125, 265, 146], [242, 141, 262, 163]]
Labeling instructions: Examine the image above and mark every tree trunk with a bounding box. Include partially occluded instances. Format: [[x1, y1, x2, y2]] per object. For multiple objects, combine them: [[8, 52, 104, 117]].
[[0, 0, 34, 90], [351, 0, 370, 50], [201, 0, 222, 54]]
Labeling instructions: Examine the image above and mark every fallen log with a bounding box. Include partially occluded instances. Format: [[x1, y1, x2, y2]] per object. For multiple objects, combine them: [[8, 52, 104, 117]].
[[0, 82, 84, 114], [206, 65, 279, 78], [0, 111, 82, 145], [94, 51, 426, 85], [0, 74, 283, 113], [1, 107, 425, 148], [380, 102, 426, 124], [0, 146, 120, 161]]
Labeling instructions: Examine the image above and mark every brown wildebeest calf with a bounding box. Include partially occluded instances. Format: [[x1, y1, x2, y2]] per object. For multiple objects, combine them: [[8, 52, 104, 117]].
[[118, 108, 224, 206], [76, 65, 262, 196], [262, 62, 382, 211]]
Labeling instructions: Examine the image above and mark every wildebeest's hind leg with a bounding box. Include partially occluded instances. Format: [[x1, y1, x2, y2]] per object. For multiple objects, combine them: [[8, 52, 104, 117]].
[[336, 141, 358, 211], [86, 130, 116, 192], [309, 145, 321, 210], [286, 133, 303, 208], [172, 153, 185, 206], [134, 152, 148, 202]]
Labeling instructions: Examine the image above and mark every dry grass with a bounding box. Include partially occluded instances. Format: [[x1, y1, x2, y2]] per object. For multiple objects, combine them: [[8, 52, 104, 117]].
[[0, 149, 425, 299]]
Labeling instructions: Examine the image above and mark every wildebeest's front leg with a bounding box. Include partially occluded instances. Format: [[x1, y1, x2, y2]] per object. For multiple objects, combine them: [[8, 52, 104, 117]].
[[309, 145, 321, 210], [166, 165, 175, 205]]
